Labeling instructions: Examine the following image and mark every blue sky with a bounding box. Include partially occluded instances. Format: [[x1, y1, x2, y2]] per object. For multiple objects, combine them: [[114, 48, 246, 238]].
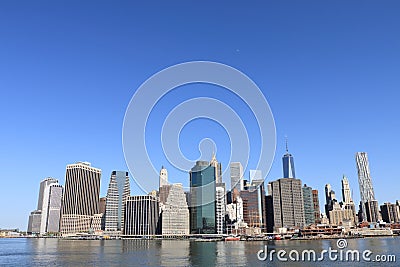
[[1, 1, 399, 230]]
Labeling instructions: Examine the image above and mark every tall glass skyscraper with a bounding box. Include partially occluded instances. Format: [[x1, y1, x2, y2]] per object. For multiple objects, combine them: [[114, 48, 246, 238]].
[[282, 142, 296, 178], [189, 161, 216, 234], [105, 171, 130, 233]]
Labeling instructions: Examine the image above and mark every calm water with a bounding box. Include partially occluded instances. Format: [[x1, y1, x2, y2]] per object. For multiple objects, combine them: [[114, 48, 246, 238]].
[[0, 237, 399, 266]]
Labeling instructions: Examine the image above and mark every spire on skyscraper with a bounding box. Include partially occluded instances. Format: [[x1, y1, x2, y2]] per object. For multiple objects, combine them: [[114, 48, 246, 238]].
[[285, 135, 289, 153], [159, 166, 168, 188], [210, 153, 222, 183]]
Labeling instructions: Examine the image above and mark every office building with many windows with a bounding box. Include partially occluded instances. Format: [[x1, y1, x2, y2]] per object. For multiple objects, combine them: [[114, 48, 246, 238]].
[[123, 195, 159, 236], [60, 162, 102, 235], [105, 171, 130, 233], [189, 161, 216, 234]]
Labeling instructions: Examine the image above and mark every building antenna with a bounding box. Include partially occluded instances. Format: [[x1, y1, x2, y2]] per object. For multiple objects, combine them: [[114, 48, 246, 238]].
[[285, 135, 289, 153]]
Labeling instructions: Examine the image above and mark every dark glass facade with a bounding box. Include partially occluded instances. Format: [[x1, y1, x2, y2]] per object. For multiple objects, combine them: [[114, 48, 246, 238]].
[[282, 153, 296, 178], [241, 180, 266, 229], [190, 161, 216, 234]]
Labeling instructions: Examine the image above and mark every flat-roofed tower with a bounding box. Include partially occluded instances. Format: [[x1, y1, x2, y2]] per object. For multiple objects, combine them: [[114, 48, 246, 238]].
[[60, 162, 101, 235]]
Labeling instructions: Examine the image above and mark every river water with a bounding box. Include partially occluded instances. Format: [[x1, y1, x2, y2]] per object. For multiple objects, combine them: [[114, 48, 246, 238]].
[[0, 237, 399, 266]]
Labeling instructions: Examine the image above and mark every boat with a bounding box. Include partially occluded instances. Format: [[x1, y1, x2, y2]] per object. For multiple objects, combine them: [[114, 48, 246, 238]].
[[225, 235, 240, 241], [273, 235, 282, 240]]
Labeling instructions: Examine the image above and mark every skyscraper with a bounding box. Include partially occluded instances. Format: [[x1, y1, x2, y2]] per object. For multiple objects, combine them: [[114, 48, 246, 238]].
[[380, 203, 400, 223], [341, 175, 353, 204], [269, 146, 304, 229], [324, 184, 337, 219], [60, 162, 102, 235], [365, 200, 380, 223], [210, 153, 222, 184], [27, 210, 41, 235], [341, 175, 357, 225], [230, 162, 244, 192], [159, 166, 168, 188], [37, 178, 58, 213], [45, 184, 63, 233], [241, 179, 266, 229], [356, 152, 378, 222], [189, 161, 216, 234], [27, 178, 63, 235], [215, 186, 226, 234], [302, 184, 315, 225], [123, 195, 159, 236], [270, 178, 305, 228], [312, 189, 321, 224], [105, 171, 130, 233], [160, 183, 189, 235], [282, 140, 295, 178]]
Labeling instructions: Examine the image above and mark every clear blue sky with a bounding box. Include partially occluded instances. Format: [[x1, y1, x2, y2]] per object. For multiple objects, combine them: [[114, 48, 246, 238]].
[[1, 1, 399, 230]]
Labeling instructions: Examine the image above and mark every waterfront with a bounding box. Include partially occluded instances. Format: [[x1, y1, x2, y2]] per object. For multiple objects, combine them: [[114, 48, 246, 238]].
[[0, 237, 399, 266]]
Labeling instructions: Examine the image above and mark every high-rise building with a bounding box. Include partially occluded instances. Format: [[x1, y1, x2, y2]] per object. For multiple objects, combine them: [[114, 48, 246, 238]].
[[210, 153, 222, 184], [27, 178, 63, 235], [265, 194, 274, 233], [341, 176, 353, 204], [270, 147, 304, 229], [356, 152, 377, 221], [365, 200, 380, 223], [282, 141, 295, 178], [45, 184, 63, 233], [312, 189, 321, 224], [105, 171, 130, 233], [160, 183, 189, 235], [324, 184, 337, 219], [241, 179, 266, 229], [270, 178, 305, 228], [230, 162, 244, 192], [27, 210, 41, 234], [37, 178, 58, 212], [159, 166, 168, 188], [40, 178, 59, 234], [215, 185, 226, 234], [189, 161, 216, 234], [60, 162, 102, 235], [380, 203, 400, 223], [340, 176, 357, 225], [123, 195, 159, 236], [302, 185, 315, 225]]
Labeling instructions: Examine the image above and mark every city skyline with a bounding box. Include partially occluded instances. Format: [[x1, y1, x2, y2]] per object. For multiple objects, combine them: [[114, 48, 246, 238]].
[[25, 148, 398, 234], [1, 1, 400, 230], [20, 148, 400, 231]]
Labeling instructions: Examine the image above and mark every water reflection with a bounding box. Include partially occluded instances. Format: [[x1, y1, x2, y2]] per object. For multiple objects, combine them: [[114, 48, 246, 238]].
[[1, 237, 400, 266], [189, 241, 217, 266], [160, 240, 190, 266]]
